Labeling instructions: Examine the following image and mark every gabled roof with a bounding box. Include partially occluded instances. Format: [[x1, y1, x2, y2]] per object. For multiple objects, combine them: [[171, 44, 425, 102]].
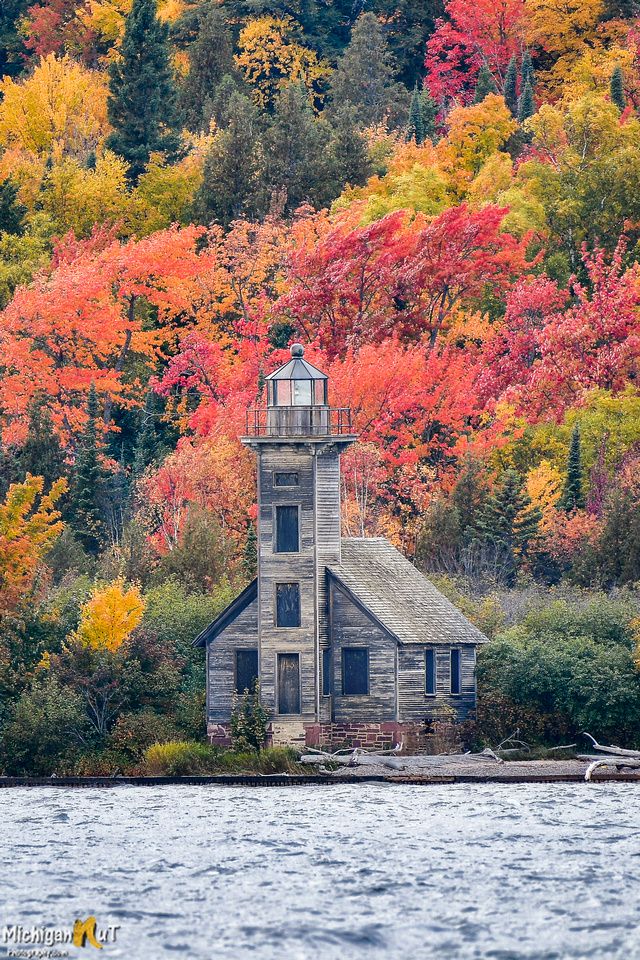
[[193, 579, 257, 647], [328, 538, 487, 646]]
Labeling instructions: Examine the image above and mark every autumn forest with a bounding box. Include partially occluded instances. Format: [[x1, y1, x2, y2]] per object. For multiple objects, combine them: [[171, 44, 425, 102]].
[[2, 0, 640, 773]]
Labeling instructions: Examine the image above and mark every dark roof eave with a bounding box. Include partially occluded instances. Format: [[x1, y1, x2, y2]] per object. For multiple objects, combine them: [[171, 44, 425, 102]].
[[193, 579, 258, 648]]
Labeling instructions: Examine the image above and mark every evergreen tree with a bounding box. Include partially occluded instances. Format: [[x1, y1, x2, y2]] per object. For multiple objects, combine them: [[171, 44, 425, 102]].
[[70, 384, 108, 556], [0, 178, 26, 235], [327, 105, 372, 193], [132, 392, 160, 478], [610, 66, 626, 112], [603, 0, 637, 18], [477, 469, 541, 583], [407, 83, 425, 143], [107, 0, 180, 181], [504, 56, 519, 116], [473, 64, 497, 103], [420, 89, 438, 141], [518, 81, 535, 122], [243, 522, 257, 578], [179, 4, 235, 132], [0, 0, 28, 78], [559, 425, 585, 512], [329, 12, 409, 129], [14, 397, 65, 489], [263, 83, 332, 214], [192, 91, 265, 227], [521, 50, 536, 90]]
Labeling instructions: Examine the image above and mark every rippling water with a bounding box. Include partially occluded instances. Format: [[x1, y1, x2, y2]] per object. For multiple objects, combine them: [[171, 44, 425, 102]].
[[1, 784, 640, 959]]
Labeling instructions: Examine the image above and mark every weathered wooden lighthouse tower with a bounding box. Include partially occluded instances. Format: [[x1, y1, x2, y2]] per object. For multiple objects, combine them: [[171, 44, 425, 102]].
[[241, 344, 356, 737]]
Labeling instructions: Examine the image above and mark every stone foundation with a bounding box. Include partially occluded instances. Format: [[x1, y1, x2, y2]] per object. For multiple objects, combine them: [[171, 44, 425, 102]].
[[208, 719, 466, 755]]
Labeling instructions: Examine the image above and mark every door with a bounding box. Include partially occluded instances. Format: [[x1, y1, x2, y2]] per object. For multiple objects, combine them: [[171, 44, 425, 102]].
[[277, 653, 301, 714]]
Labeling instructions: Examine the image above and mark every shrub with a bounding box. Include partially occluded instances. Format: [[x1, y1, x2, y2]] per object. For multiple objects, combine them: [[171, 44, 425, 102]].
[[143, 740, 216, 775], [108, 710, 179, 761], [230, 683, 269, 751]]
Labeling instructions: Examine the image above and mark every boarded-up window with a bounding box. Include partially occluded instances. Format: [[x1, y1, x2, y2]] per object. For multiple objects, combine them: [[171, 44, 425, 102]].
[[274, 472, 299, 487], [275, 505, 299, 552], [235, 649, 258, 694], [425, 648, 436, 695], [342, 648, 369, 695], [450, 649, 461, 694], [276, 583, 300, 627], [322, 649, 332, 696]]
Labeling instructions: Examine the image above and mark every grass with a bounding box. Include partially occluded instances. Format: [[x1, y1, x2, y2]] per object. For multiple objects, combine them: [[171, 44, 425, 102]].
[[141, 741, 304, 776]]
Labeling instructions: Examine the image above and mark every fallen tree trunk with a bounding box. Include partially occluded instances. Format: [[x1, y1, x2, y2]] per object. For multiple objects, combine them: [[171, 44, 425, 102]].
[[299, 747, 503, 770], [582, 757, 640, 781], [582, 733, 640, 758]]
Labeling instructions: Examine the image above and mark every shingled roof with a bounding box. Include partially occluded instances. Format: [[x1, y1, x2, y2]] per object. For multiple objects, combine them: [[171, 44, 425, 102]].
[[328, 538, 487, 646]]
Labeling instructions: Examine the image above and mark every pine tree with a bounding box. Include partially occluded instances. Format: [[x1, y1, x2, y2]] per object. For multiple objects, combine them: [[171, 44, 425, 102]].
[[14, 397, 65, 488], [521, 50, 535, 90], [179, 4, 235, 132], [420, 89, 438, 141], [329, 12, 409, 129], [610, 66, 626, 112], [477, 469, 541, 582], [70, 384, 108, 556], [407, 83, 426, 143], [193, 91, 265, 226], [0, 177, 26, 235], [243, 522, 257, 577], [107, 0, 179, 180], [518, 81, 535, 122], [559, 425, 585, 512], [327, 105, 372, 193], [132, 392, 160, 478], [504, 56, 519, 116], [473, 64, 497, 103]]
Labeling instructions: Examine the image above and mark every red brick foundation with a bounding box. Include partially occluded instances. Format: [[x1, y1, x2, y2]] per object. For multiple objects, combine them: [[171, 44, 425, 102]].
[[208, 719, 465, 755]]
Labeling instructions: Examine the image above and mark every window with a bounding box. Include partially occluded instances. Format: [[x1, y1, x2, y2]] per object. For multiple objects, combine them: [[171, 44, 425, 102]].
[[450, 649, 461, 695], [278, 653, 300, 714], [425, 648, 436, 695], [235, 649, 258, 694], [276, 583, 300, 627], [275, 505, 299, 553], [342, 648, 369, 696], [322, 649, 332, 696], [274, 472, 299, 487]]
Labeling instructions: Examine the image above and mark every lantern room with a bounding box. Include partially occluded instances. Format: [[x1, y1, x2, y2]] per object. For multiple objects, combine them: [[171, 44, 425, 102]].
[[265, 343, 328, 408]]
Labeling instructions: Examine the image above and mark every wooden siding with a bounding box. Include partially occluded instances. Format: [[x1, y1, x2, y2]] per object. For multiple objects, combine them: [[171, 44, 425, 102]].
[[207, 599, 258, 722], [397, 645, 476, 722], [329, 581, 397, 722], [315, 451, 341, 721], [257, 445, 319, 719]]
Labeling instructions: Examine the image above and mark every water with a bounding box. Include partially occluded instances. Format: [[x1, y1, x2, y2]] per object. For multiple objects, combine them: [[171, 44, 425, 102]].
[[1, 783, 639, 960]]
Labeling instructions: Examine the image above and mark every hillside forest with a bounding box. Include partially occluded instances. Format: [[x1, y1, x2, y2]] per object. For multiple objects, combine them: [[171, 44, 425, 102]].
[[2, 0, 640, 773]]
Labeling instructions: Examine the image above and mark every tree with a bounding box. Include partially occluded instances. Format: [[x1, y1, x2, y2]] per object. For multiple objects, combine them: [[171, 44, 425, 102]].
[[69, 384, 108, 555], [504, 56, 519, 115], [559, 424, 585, 511], [235, 14, 329, 110], [192, 91, 265, 226], [10, 397, 66, 491], [329, 12, 409, 129], [0, 178, 26, 235], [610, 66, 626, 112], [0, 474, 66, 617], [72, 579, 145, 652], [474, 64, 498, 102], [408, 84, 426, 143], [179, 4, 235, 132], [325, 106, 372, 194], [521, 49, 535, 89], [0, 0, 29, 78], [106, 0, 179, 180], [476, 469, 542, 582], [518, 81, 535, 121]]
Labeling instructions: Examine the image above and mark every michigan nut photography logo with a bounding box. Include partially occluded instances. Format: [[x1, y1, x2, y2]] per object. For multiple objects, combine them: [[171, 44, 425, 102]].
[[2, 917, 120, 957]]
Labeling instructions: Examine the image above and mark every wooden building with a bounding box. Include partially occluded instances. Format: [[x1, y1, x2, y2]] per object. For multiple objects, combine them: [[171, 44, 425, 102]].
[[195, 345, 488, 750]]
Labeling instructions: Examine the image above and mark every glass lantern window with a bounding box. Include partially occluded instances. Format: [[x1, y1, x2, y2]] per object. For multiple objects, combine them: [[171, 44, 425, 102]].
[[292, 379, 312, 405]]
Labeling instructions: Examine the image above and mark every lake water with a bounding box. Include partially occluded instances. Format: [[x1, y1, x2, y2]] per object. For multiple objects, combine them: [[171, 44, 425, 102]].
[[1, 783, 639, 959]]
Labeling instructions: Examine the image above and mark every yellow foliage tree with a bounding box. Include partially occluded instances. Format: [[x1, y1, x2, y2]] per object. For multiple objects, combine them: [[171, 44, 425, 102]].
[[0, 475, 66, 617], [73, 579, 145, 652], [0, 54, 110, 162], [39, 151, 133, 236], [236, 15, 330, 109], [524, 0, 605, 94], [437, 94, 517, 191], [526, 460, 563, 528]]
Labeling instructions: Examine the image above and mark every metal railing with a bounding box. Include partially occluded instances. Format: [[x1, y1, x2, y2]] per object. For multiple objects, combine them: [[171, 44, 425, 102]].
[[244, 406, 353, 437]]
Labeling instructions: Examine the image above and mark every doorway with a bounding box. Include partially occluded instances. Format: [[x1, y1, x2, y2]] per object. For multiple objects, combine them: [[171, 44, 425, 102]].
[[277, 653, 301, 714]]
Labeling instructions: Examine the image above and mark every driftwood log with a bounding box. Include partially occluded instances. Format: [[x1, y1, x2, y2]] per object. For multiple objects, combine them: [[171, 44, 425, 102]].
[[578, 734, 640, 781], [299, 746, 503, 771]]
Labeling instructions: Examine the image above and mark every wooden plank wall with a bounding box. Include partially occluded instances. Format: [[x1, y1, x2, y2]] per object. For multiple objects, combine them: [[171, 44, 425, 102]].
[[398, 645, 477, 721], [315, 450, 342, 722], [329, 581, 397, 722], [257, 445, 318, 719], [207, 600, 258, 722]]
